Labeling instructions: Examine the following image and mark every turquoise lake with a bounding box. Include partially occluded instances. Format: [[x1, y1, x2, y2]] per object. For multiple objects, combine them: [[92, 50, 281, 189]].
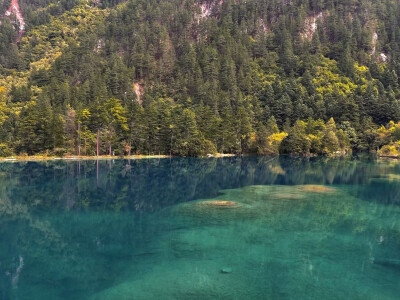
[[0, 156, 400, 299]]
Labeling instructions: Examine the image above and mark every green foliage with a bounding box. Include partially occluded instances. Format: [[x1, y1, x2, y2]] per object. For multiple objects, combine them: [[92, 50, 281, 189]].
[[0, 143, 13, 157], [279, 117, 353, 156], [0, 0, 400, 156], [280, 120, 311, 155], [378, 142, 400, 157]]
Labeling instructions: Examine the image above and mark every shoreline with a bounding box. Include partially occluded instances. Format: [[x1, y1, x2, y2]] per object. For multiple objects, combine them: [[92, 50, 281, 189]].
[[0, 155, 171, 162], [377, 155, 400, 159], [0, 152, 367, 162], [0, 153, 237, 162]]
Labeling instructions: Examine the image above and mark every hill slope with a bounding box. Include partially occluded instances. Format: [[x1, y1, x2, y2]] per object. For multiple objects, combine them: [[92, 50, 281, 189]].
[[1, 0, 400, 156]]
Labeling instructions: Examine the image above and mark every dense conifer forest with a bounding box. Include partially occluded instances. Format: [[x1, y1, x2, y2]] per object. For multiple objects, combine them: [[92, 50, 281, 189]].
[[1, 0, 400, 156]]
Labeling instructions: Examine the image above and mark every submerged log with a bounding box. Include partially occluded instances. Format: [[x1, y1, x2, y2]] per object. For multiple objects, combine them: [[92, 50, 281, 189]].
[[271, 193, 305, 200], [373, 258, 400, 269], [220, 267, 232, 273], [198, 200, 239, 208], [299, 185, 336, 193]]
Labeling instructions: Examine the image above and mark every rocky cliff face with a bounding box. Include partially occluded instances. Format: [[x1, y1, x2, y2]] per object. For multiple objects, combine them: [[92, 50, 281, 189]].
[[3, 0, 24, 41]]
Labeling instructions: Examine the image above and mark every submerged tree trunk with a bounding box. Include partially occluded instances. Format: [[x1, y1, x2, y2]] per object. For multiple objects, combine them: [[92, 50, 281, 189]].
[[170, 133, 173, 156], [96, 159, 99, 186]]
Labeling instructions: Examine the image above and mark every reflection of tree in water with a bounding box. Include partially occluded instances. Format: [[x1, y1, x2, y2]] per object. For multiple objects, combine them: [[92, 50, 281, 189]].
[[2, 156, 400, 217], [352, 159, 400, 206], [278, 156, 364, 185], [0, 156, 389, 212], [0, 180, 66, 299]]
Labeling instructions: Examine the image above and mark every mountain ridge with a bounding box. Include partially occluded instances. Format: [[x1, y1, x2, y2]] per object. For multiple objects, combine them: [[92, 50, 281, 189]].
[[0, 0, 400, 156]]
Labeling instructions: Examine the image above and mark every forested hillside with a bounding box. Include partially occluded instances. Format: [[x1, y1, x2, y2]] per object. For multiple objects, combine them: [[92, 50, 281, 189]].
[[1, 0, 400, 156]]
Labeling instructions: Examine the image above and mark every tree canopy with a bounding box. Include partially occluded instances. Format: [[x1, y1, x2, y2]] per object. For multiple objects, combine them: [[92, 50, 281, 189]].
[[1, 0, 400, 156]]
